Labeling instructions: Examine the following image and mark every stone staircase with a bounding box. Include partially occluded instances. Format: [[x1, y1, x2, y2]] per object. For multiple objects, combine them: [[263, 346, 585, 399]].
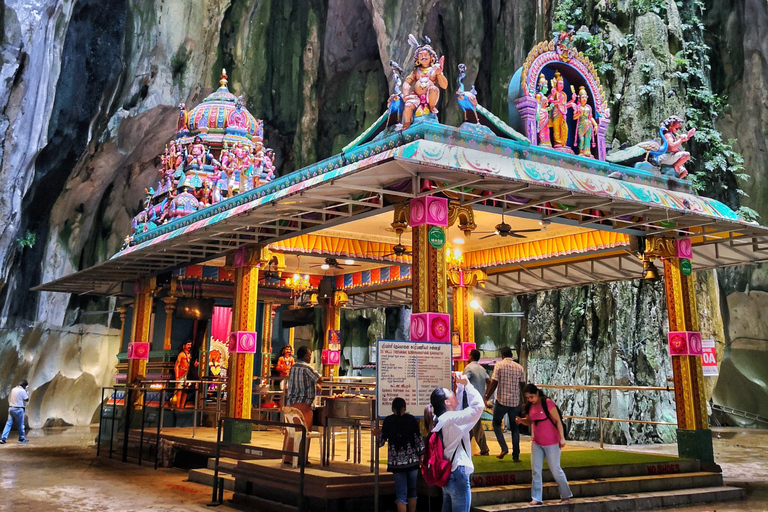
[[470, 458, 745, 511], [188, 457, 237, 491]]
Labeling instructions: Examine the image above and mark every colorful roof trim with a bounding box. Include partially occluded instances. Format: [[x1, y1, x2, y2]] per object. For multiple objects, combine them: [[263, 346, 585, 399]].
[[268, 235, 411, 264], [393, 140, 741, 222], [463, 231, 629, 268], [173, 265, 234, 281], [335, 265, 411, 291]]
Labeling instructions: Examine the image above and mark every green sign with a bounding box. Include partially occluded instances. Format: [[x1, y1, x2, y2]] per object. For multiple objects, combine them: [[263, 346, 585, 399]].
[[680, 258, 692, 276], [428, 226, 445, 249]]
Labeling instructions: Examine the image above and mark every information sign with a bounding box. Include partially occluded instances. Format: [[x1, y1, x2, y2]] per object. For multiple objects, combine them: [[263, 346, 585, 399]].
[[376, 340, 452, 418], [701, 339, 718, 376], [428, 226, 446, 249]]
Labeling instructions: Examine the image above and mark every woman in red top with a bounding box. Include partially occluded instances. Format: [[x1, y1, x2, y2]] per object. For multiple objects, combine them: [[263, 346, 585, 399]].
[[516, 384, 572, 505]]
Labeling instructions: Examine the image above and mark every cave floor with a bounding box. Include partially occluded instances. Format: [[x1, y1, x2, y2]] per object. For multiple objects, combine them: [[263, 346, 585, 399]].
[[0, 426, 766, 511]]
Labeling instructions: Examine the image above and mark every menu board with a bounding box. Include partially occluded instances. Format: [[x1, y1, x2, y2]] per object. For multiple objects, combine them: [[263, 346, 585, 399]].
[[376, 340, 452, 418]]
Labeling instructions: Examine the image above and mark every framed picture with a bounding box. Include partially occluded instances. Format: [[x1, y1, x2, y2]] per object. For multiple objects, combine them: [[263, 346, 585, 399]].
[[328, 330, 341, 351], [451, 331, 461, 358]]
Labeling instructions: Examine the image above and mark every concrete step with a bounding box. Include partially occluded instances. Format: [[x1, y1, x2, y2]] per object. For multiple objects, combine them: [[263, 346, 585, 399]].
[[472, 485, 745, 511], [206, 456, 239, 472], [188, 468, 236, 491], [471, 472, 723, 506]]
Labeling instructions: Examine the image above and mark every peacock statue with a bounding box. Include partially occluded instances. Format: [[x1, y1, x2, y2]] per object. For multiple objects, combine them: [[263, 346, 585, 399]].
[[386, 60, 405, 128], [456, 63, 479, 124]]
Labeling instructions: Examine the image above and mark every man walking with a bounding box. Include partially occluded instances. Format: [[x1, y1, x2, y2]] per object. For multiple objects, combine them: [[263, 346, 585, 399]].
[[2, 380, 30, 444], [484, 347, 525, 460], [463, 349, 490, 456], [282, 346, 323, 463]]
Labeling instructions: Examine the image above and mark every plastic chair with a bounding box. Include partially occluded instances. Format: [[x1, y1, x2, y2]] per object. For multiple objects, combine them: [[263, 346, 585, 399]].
[[282, 406, 321, 468]]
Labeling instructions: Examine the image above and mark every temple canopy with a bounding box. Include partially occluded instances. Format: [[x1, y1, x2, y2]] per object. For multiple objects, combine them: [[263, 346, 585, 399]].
[[34, 118, 768, 303]]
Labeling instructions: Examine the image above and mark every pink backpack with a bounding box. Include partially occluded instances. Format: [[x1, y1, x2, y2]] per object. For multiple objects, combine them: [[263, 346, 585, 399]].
[[420, 432, 464, 487]]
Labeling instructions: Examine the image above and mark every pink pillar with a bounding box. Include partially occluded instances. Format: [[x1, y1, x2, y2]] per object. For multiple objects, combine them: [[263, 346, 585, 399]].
[[514, 96, 538, 146]]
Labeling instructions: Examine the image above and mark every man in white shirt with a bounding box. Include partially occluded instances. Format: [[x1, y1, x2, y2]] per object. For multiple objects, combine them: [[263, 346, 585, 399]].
[[1, 380, 30, 444]]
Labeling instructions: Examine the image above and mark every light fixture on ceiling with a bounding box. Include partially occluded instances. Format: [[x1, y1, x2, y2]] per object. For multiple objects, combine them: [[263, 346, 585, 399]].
[[321, 263, 330, 270], [452, 237, 465, 245], [344, 259, 354, 265], [539, 219, 551, 230]]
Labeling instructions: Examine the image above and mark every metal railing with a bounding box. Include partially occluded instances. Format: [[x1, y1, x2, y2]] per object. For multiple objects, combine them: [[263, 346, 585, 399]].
[[537, 384, 676, 449], [208, 417, 308, 511], [97, 379, 227, 467]]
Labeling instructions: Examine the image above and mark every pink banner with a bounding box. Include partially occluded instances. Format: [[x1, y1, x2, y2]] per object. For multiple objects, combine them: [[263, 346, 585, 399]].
[[211, 306, 232, 342]]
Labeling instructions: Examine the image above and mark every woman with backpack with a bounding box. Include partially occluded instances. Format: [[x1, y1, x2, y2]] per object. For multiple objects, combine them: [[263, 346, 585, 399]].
[[426, 373, 484, 512], [515, 383, 572, 505], [374, 397, 425, 512]]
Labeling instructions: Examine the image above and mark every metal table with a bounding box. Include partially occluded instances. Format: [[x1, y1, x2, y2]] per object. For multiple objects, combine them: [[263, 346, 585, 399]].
[[320, 397, 376, 470]]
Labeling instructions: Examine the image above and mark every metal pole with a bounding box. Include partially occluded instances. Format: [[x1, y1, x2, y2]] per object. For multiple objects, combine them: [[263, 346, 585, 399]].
[[192, 380, 198, 439], [122, 386, 132, 463], [373, 418, 379, 512], [298, 427, 306, 512], [209, 418, 223, 506], [216, 382, 222, 427], [138, 387, 147, 465], [598, 388, 604, 449], [156, 385, 165, 470], [97, 387, 105, 457], [109, 388, 117, 459]]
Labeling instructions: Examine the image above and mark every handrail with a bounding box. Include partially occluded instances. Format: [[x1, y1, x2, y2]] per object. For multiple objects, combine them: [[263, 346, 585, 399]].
[[536, 384, 676, 449], [208, 416, 307, 511]]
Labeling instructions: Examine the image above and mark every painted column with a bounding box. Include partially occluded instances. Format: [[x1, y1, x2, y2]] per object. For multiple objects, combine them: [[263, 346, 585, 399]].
[[261, 302, 276, 377], [162, 297, 177, 352], [647, 237, 712, 462], [126, 277, 155, 385], [322, 291, 348, 377], [448, 269, 487, 371], [411, 197, 448, 314], [514, 96, 539, 146], [227, 246, 261, 419], [117, 306, 128, 354]]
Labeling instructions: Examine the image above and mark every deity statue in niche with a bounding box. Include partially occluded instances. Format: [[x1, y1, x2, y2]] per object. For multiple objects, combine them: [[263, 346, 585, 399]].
[[573, 86, 598, 157], [401, 34, 448, 129], [535, 74, 552, 147], [187, 136, 207, 169], [548, 71, 576, 147]]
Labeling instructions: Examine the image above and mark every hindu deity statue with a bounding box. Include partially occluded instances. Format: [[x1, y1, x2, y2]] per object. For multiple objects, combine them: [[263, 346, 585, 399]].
[[535, 74, 552, 147], [177, 103, 189, 132], [572, 86, 598, 157], [187, 136, 208, 169], [219, 144, 237, 197], [197, 178, 214, 208], [548, 71, 576, 147], [169, 176, 200, 218], [651, 115, 695, 178], [401, 34, 448, 129]]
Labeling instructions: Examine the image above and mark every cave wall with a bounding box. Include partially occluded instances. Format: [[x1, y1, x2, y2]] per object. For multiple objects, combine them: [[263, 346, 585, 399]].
[[0, 0, 765, 431]]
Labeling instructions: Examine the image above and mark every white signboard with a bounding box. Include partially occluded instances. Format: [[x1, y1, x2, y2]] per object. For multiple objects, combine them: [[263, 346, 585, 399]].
[[701, 339, 718, 376], [376, 340, 452, 418]]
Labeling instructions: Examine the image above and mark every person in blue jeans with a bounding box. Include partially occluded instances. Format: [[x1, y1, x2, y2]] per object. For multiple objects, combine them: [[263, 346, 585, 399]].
[[427, 374, 484, 512], [484, 347, 526, 460], [1, 380, 30, 444], [516, 384, 572, 505], [374, 397, 424, 512]]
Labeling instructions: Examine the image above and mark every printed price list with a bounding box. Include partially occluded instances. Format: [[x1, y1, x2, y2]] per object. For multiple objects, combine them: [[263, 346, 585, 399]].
[[376, 340, 451, 418]]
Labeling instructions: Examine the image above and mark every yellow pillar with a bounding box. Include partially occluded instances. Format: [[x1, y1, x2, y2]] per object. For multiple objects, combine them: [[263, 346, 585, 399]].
[[126, 277, 155, 385], [117, 306, 128, 353], [448, 268, 487, 371], [647, 237, 713, 462], [261, 302, 275, 377], [227, 246, 261, 419]]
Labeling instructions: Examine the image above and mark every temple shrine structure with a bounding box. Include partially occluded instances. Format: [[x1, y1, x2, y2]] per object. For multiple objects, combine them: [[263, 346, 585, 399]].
[[36, 31, 768, 503]]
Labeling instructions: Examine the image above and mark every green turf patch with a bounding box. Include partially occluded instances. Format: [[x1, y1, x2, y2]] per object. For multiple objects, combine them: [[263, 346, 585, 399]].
[[470, 449, 681, 474]]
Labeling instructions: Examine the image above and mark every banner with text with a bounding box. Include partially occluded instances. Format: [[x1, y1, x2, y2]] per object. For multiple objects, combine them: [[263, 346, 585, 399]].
[[376, 340, 452, 418]]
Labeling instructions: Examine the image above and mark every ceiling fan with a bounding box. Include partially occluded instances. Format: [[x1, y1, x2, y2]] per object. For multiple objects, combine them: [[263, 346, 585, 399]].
[[476, 213, 540, 240], [310, 257, 361, 270], [380, 233, 412, 258]]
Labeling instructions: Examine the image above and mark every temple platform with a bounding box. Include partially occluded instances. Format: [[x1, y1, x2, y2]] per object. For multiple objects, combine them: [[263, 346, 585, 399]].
[[100, 425, 745, 511]]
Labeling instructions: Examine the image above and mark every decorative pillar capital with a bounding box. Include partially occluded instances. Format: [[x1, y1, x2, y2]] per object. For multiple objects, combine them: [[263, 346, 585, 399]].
[[162, 296, 177, 312], [447, 268, 487, 288], [447, 202, 477, 238], [644, 236, 677, 258]]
